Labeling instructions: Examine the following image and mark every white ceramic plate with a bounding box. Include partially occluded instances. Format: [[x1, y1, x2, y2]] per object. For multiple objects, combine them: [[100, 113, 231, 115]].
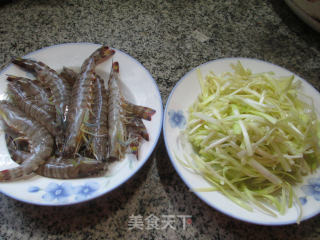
[[0, 43, 163, 205], [163, 58, 320, 225], [284, 0, 320, 32]]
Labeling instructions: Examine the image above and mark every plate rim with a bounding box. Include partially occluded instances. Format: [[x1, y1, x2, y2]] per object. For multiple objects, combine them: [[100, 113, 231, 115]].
[[163, 57, 320, 225], [0, 42, 164, 206], [284, 0, 320, 33]]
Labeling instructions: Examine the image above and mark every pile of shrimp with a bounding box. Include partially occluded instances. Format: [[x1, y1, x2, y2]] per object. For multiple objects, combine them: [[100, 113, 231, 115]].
[[0, 45, 156, 181]]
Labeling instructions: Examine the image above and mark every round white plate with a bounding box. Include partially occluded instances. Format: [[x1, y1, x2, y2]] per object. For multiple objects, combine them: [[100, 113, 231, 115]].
[[0, 43, 163, 205], [284, 0, 320, 33], [163, 58, 320, 225]]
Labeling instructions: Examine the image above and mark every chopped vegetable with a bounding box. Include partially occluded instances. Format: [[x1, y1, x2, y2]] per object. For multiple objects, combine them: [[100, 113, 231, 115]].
[[182, 61, 320, 222]]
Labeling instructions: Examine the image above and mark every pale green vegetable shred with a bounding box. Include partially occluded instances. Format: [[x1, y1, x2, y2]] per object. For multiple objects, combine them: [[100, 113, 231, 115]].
[[182, 61, 320, 222]]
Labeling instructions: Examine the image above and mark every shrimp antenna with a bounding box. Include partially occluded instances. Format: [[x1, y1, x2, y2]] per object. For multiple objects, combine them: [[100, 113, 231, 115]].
[[110, 59, 114, 74]]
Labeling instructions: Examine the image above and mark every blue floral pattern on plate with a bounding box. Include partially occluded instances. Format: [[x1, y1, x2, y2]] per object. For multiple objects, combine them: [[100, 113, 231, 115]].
[[42, 182, 73, 202], [301, 177, 320, 201], [73, 182, 100, 201], [168, 110, 186, 129], [299, 197, 307, 205], [28, 186, 40, 193], [28, 181, 100, 203]]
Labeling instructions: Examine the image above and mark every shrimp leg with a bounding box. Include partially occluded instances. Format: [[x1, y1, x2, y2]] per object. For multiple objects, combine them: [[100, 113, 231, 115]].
[[0, 101, 53, 181]]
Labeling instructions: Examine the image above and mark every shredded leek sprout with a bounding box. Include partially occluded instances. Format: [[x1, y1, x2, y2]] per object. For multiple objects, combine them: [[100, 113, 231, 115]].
[[182, 61, 320, 222]]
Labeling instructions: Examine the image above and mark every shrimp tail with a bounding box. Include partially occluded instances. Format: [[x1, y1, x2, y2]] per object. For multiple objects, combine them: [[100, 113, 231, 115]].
[[6, 74, 22, 82], [11, 57, 37, 72], [127, 134, 141, 159], [124, 117, 149, 141], [122, 99, 156, 121], [0, 168, 23, 181], [125, 119, 149, 160]]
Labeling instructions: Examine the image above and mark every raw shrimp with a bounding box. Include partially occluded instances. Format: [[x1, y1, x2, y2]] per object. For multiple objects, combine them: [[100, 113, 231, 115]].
[[12, 57, 71, 124], [107, 62, 156, 160], [7, 75, 55, 116], [0, 46, 156, 182], [35, 157, 105, 179], [63, 46, 115, 156], [107, 62, 127, 160], [0, 101, 53, 181], [4, 137, 105, 179], [87, 73, 108, 162], [7, 80, 61, 137]]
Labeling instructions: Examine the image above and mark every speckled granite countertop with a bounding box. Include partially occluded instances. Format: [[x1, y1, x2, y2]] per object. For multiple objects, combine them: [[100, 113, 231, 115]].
[[0, 0, 320, 239]]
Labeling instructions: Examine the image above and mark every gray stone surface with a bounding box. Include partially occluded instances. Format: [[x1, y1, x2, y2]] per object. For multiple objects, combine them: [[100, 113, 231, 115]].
[[0, 0, 320, 239]]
